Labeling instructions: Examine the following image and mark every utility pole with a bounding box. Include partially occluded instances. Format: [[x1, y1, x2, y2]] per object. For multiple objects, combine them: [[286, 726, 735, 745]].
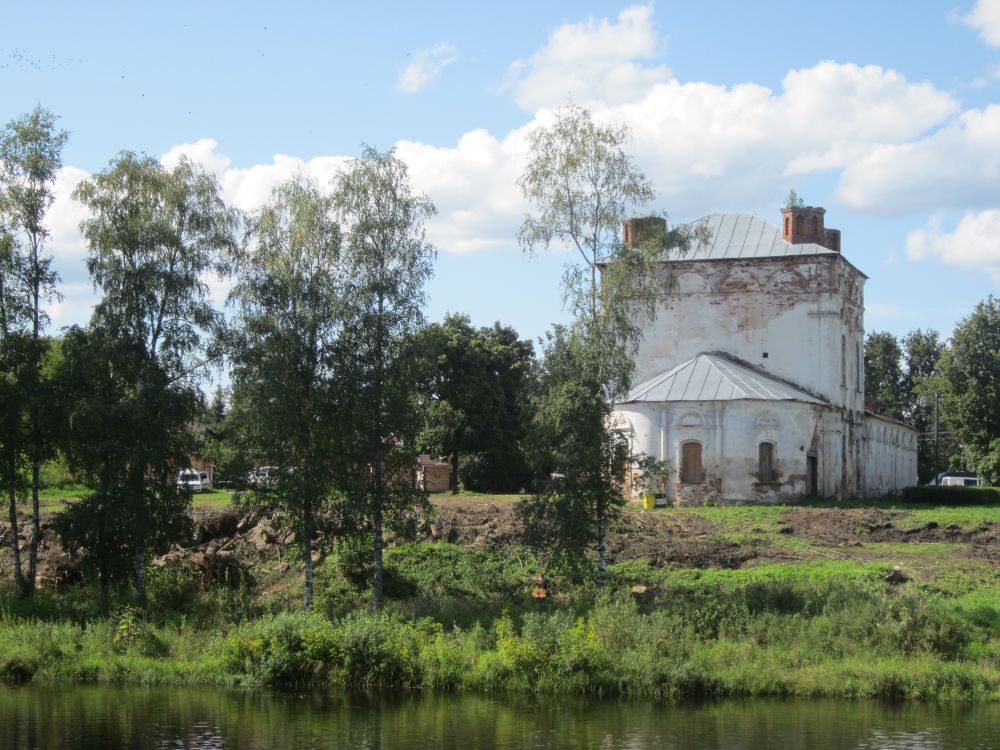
[[934, 392, 940, 485]]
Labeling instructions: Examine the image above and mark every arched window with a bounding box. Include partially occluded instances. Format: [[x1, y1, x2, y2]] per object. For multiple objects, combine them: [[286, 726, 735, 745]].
[[680, 442, 703, 484], [758, 442, 775, 481]]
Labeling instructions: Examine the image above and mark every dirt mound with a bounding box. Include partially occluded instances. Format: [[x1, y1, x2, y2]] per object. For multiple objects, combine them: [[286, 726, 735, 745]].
[[421, 502, 523, 548], [778, 508, 996, 545]]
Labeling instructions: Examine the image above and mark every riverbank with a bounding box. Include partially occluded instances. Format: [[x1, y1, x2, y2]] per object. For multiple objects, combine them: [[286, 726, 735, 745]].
[[1, 498, 999, 700]]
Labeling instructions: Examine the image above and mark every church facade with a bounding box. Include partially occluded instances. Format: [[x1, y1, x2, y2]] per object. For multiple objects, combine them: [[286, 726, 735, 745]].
[[614, 206, 917, 504]]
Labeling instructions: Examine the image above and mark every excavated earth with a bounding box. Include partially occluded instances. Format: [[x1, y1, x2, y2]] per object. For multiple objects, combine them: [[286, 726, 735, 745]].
[[0, 500, 997, 591]]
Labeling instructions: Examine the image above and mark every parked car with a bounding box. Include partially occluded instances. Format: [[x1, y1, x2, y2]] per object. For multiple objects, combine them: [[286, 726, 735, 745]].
[[198, 471, 212, 491], [177, 469, 204, 493], [246, 466, 278, 490]]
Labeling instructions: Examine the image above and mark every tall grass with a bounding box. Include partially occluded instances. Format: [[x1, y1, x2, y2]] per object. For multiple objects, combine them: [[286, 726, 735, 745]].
[[2, 552, 999, 700]]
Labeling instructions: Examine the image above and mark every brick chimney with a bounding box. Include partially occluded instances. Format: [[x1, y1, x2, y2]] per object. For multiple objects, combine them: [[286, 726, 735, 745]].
[[623, 216, 667, 250], [780, 206, 840, 252]]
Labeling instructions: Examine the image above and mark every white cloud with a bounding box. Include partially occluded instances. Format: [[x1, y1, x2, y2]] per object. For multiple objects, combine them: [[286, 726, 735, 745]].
[[37, 5, 982, 330], [47, 166, 91, 260], [838, 105, 1000, 213], [504, 3, 672, 111], [961, 0, 1000, 46], [906, 211, 1000, 280], [395, 43, 458, 94], [603, 61, 957, 215]]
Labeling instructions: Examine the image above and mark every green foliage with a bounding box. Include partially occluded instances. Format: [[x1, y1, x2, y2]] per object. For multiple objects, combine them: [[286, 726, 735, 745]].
[[412, 314, 535, 493], [902, 328, 947, 482], [900, 484, 1000, 504], [864, 331, 906, 420], [934, 296, 1000, 484], [516, 105, 706, 588], [227, 175, 344, 611], [1, 550, 1000, 698], [0, 105, 69, 593], [783, 189, 805, 209], [332, 145, 437, 609], [53, 151, 236, 605], [52, 327, 195, 598], [518, 327, 629, 584]]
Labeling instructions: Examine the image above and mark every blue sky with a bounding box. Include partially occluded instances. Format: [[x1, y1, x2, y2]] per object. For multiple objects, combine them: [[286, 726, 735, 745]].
[[3, 1, 1000, 346]]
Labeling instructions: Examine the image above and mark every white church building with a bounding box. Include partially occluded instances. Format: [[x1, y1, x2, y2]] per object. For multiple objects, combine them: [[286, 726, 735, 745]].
[[614, 206, 918, 504]]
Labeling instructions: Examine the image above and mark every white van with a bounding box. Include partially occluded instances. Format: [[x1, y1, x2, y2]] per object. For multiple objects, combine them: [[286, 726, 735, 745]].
[[177, 469, 204, 493]]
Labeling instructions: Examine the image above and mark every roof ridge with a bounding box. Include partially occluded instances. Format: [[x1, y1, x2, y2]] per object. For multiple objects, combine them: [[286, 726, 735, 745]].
[[624, 351, 829, 406]]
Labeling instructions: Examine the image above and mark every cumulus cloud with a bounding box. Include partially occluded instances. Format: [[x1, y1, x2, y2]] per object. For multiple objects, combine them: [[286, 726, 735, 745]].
[[47, 166, 91, 261], [603, 61, 957, 215], [906, 211, 1000, 280], [961, 0, 1000, 46], [395, 43, 458, 94], [37, 4, 982, 329], [838, 105, 1000, 213], [504, 3, 671, 111]]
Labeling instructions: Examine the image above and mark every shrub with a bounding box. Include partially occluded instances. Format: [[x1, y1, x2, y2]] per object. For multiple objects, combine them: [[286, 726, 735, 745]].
[[900, 485, 1000, 505]]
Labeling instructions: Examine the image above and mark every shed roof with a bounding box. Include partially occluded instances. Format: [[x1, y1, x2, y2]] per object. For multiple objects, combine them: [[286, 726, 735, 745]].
[[624, 353, 827, 405], [670, 213, 837, 261]]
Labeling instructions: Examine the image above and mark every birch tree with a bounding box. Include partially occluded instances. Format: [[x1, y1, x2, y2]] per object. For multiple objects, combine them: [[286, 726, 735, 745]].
[[0, 106, 67, 592], [333, 146, 436, 609], [61, 151, 237, 604], [516, 104, 699, 587], [228, 175, 342, 611]]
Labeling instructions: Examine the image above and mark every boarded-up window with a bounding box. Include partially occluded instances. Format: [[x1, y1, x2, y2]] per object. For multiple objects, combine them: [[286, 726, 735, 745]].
[[680, 442, 702, 484], [758, 442, 774, 481]]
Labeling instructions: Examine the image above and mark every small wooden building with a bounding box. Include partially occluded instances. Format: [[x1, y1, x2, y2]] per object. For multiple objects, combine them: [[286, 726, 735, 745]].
[[416, 454, 452, 493]]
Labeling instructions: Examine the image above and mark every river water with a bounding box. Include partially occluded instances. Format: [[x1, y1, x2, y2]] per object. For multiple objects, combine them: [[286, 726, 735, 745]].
[[1, 686, 999, 749]]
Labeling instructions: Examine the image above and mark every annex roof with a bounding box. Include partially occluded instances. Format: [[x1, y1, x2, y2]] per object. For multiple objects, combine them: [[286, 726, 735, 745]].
[[669, 213, 838, 261], [624, 353, 827, 405]]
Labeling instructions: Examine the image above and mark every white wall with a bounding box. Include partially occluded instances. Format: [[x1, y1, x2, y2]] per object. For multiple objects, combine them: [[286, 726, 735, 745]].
[[617, 399, 831, 504], [861, 415, 918, 496], [633, 255, 865, 413]]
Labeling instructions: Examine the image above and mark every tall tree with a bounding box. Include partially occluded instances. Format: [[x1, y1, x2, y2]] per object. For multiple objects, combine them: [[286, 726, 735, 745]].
[[864, 331, 906, 420], [935, 296, 1000, 484], [54, 327, 194, 605], [901, 329, 946, 483], [413, 314, 535, 493], [515, 104, 697, 587], [64, 152, 237, 604], [0, 230, 29, 589], [333, 146, 436, 609], [228, 175, 342, 611], [0, 106, 67, 592]]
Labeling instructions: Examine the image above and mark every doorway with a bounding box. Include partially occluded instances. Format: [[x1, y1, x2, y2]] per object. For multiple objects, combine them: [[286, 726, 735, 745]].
[[806, 454, 818, 497]]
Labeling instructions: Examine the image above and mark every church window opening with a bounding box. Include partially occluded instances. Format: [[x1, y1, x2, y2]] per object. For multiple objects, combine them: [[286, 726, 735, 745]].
[[680, 442, 703, 484], [758, 442, 775, 481], [841, 335, 847, 387], [857, 339, 862, 391]]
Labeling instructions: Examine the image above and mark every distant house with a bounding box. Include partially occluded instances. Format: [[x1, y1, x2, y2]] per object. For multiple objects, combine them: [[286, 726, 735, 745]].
[[415, 454, 452, 493]]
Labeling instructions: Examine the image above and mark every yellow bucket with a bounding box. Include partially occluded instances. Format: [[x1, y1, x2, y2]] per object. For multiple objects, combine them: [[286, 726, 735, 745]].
[[642, 494, 656, 510]]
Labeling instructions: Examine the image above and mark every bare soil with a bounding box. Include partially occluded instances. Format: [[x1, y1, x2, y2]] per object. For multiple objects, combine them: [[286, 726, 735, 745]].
[[0, 499, 996, 590]]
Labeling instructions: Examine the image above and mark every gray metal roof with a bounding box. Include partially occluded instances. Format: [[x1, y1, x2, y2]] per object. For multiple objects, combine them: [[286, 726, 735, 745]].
[[624, 353, 826, 405], [668, 213, 838, 261]]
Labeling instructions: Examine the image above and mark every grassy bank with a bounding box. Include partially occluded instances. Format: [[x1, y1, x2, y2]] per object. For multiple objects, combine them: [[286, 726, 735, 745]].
[[2, 535, 999, 700]]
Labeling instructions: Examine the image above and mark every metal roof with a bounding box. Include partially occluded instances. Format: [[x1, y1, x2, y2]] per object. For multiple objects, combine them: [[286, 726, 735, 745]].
[[668, 213, 838, 261], [624, 353, 826, 405]]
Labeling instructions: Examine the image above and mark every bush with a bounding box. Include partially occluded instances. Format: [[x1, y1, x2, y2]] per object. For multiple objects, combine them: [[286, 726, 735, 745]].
[[900, 485, 1000, 504]]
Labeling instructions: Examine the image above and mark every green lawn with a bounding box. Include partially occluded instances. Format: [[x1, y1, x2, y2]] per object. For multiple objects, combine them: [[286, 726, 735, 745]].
[[33, 485, 234, 511]]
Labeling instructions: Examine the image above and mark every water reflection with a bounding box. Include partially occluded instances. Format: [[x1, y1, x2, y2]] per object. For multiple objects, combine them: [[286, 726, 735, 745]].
[[0, 686, 998, 749]]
